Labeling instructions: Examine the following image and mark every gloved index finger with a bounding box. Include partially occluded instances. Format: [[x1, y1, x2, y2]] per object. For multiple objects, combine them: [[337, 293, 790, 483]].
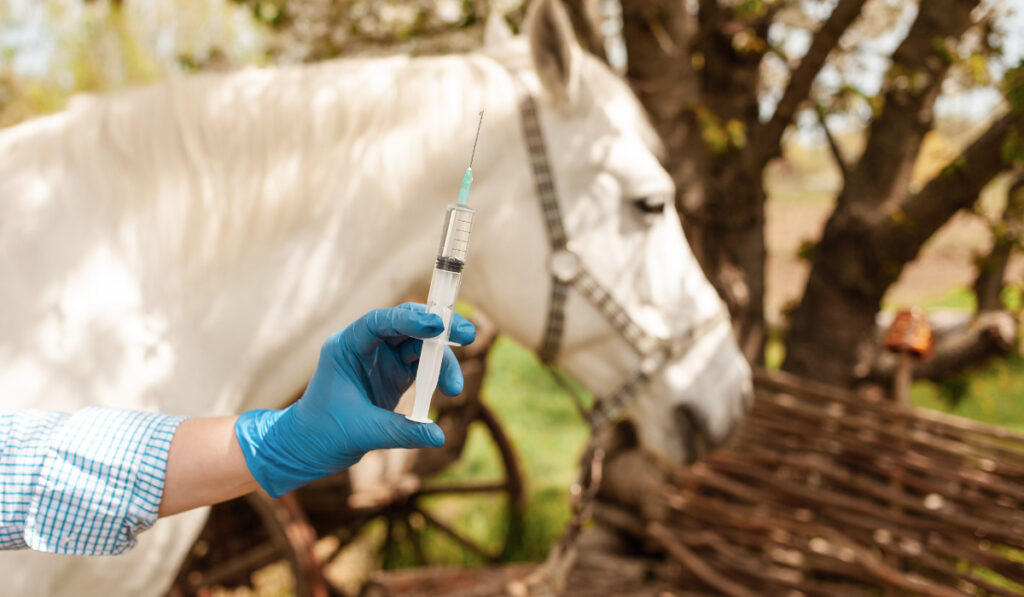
[[352, 307, 444, 355]]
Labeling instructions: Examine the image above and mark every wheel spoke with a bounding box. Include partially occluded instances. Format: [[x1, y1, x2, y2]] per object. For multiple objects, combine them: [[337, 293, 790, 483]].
[[382, 514, 398, 570], [187, 542, 281, 588], [408, 517, 428, 566], [414, 506, 498, 563], [321, 525, 361, 566], [417, 481, 511, 496]]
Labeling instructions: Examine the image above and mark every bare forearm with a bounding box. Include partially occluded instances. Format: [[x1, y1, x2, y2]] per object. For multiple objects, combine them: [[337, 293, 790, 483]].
[[159, 416, 259, 517]]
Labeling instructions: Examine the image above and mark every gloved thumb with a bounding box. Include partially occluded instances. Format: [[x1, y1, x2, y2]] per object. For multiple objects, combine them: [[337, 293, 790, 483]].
[[365, 409, 446, 451]]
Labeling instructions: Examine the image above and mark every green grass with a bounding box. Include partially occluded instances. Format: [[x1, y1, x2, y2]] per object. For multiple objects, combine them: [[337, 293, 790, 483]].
[[911, 352, 1024, 433], [479, 337, 592, 562], [915, 286, 977, 310]]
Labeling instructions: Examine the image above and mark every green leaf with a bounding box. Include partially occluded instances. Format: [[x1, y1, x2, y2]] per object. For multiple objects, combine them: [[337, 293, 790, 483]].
[[734, 0, 767, 20], [796, 240, 816, 262], [1004, 63, 1024, 114], [725, 119, 748, 149], [1001, 127, 1024, 166], [694, 106, 729, 154], [966, 53, 991, 86]]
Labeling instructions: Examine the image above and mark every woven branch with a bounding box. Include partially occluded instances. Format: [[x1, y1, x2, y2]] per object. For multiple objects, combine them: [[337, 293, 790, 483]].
[[601, 368, 1024, 595]]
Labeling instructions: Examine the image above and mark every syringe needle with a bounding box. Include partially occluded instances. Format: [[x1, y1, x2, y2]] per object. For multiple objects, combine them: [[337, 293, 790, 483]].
[[469, 110, 484, 168]]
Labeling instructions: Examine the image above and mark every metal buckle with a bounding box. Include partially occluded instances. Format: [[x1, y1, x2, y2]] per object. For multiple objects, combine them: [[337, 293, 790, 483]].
[[639, 351, 666, 376], [549, 245, 581, 283]]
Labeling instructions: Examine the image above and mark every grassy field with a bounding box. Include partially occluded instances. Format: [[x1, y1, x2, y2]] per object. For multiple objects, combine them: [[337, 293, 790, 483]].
[[912, 353, 1024, 433]]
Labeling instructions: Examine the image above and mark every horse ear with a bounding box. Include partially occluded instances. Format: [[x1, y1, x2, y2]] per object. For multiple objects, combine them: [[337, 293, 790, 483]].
[[484, 12, 515, 48], [524, 0, 582, 107]]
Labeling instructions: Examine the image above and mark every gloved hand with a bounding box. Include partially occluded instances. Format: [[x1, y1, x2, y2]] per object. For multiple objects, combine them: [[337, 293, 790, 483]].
[[235, 303, 476, 497]]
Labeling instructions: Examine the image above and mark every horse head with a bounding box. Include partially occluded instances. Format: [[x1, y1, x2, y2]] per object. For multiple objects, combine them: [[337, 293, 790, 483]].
[[465, 0, 752, 464]]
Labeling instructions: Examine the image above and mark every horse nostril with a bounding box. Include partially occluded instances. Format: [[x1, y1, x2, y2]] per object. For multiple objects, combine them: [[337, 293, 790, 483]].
[[673, 404, 708, 465]]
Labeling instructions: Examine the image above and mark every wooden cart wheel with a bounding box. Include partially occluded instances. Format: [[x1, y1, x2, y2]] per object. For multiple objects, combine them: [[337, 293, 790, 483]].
[[377, 400, 526, 568], [166, 492, 332, 597], [168, 314, 522, 593], [167, 401, 524, 596]]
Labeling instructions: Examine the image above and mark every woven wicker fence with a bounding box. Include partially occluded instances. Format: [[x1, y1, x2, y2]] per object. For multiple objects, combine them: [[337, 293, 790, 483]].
[[595, 368, 1024, 596]]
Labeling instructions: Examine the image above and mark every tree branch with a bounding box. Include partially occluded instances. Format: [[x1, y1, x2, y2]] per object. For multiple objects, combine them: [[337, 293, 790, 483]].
[[696, 0, 721, 32], [756, 0, 867, 162], [815, 103, 849, 183], [973, 177, 1023, 311], [866, 311, 1018, 384], [877, 111, 1022, 260], [840, 0, 980, 211]]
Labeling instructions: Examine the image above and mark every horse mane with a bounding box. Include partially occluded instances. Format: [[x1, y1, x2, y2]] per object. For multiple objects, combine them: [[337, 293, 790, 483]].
[[0, 41, 662, 262], [0, 52, 515, 265]]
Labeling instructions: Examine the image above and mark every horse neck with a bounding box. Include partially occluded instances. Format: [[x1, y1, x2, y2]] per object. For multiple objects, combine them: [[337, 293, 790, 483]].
[[0, 51, 531, 415], [171, 54, 526, 411]]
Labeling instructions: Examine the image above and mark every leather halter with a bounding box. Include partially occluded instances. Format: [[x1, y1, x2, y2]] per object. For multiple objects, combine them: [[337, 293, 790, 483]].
[[516, 91, 730, 430]]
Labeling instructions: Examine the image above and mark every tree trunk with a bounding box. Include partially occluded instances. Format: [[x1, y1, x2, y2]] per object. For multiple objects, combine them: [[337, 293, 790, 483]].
[[619, 0, 769, 360], [785, 111, 1021, 384], [618, 0, 706, 252]]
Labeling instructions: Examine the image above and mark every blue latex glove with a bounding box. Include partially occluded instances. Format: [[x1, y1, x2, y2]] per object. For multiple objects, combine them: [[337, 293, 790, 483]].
[[235, 303, 476, 497]]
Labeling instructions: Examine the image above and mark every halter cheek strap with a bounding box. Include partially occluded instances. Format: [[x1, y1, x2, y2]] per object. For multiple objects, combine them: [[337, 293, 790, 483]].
[[515, 88, 729, 431], [517, 94, 571, 364]]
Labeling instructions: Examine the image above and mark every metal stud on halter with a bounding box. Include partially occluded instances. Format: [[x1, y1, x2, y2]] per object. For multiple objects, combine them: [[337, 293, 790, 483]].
[[408, 112, 484, 423]]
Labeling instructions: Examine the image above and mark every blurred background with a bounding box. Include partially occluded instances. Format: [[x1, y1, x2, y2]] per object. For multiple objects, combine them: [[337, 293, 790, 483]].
[[2, 0, 1022, 594]]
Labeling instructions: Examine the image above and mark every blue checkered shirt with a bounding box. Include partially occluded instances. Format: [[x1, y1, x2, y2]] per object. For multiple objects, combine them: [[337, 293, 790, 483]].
[[0, 407, 185, 555]]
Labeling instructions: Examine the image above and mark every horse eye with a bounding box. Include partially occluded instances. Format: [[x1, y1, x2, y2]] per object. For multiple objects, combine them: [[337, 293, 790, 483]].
[[632, 197, 666, 215]]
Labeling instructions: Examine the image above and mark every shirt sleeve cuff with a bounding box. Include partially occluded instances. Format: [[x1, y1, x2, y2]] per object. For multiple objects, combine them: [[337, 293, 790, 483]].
[[0, 410, 68, 550], [24, 407, 185, 555]]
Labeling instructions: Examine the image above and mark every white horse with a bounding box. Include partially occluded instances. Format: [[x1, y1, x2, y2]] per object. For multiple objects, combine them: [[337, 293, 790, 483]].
[[0, 1, 751, 594]]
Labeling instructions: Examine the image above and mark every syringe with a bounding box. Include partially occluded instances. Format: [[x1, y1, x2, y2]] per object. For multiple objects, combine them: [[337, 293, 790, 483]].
[[407, 112, 483, 423]]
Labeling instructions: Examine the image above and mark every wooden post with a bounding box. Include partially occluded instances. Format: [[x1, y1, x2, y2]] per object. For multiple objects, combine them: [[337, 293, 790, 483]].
[[893, 351, 913, 405]]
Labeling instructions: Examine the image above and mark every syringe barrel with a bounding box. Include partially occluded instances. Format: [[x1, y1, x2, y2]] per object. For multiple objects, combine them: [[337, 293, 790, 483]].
[[409, 253, 464, 423], [424, 266, 461, 333], [408, 204, 475, 423], [436, 204, 475, 270]]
